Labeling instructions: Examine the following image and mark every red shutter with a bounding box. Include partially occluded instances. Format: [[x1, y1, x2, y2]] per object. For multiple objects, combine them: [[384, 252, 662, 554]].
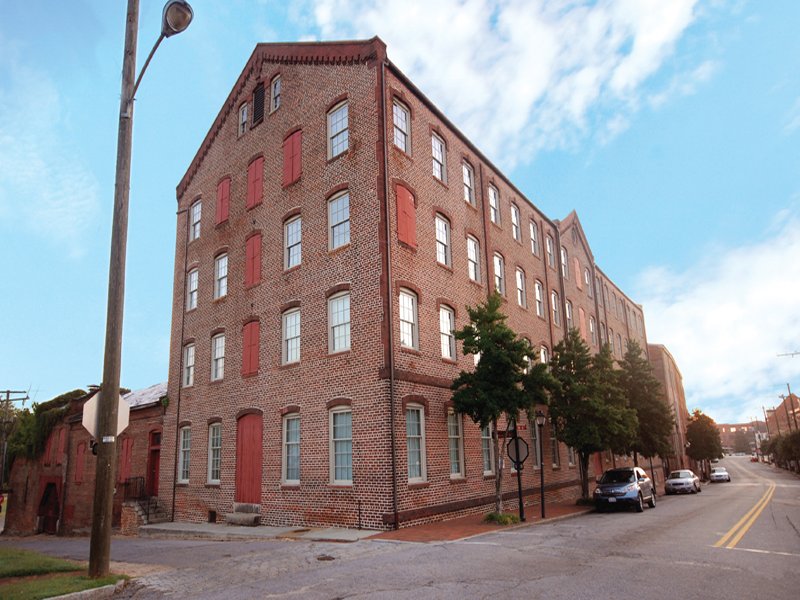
[[75, 442, 86, 483], [396, 184, 417, 248], [242, 321, 260, 376], [216, 178, 230, 224], [292, 131, 302, 182], [247, 157, 263, 208], [245, 233, 262, 287], [282, 136, 293, 187], [118, 438, 133, 483], [282, 131, 303, 187]]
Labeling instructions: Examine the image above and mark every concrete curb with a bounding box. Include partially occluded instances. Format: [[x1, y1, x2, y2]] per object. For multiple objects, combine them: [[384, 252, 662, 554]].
[[455, 507, 594, 544], [50, 579, 127, 600]]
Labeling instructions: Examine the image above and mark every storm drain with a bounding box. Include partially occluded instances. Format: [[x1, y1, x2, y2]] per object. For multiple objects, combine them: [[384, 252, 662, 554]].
[[316, 554, 336, 561]]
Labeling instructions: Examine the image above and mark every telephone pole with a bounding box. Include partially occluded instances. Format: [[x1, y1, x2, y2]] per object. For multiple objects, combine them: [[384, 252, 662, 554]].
[[1, 390, 28, 491]]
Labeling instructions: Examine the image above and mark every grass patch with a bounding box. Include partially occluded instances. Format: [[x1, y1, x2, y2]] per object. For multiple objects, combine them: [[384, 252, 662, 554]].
[[483, 512, 521, 525], [0, 547, 126, 600]]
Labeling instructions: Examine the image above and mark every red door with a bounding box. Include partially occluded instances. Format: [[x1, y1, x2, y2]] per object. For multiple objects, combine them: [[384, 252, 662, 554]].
[[146, 431, 161, 496], [236, 413, 263, 503]]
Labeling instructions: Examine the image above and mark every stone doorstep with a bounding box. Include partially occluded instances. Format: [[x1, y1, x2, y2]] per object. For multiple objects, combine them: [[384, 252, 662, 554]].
[[231, 502, 260, 514], [224, 512, 260, 526]]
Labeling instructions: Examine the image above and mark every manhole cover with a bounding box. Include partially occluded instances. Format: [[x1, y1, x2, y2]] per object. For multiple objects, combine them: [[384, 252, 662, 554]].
[[316, 554, 335, 561]]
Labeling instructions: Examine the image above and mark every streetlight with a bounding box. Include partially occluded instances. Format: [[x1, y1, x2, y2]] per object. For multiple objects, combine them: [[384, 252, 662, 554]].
[[89, 0, 192, 579], [535, 409, 547, 519]]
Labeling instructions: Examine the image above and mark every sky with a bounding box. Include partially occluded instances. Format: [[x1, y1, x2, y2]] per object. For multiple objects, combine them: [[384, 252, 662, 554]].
[[1, 0, 798, 425]]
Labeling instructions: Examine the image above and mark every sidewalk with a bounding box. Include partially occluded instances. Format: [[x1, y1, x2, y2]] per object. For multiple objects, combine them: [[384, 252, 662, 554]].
[[139, 501, 590, 544], [371, 501, 591, 543]]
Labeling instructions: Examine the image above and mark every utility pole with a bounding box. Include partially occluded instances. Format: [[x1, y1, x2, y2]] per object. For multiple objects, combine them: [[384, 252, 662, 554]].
[[787, 384, 799, 430], [1, 391, 29, 492]]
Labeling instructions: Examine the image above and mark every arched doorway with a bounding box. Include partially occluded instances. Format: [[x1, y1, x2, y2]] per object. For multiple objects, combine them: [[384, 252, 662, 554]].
[[37, 482, 59, 534]]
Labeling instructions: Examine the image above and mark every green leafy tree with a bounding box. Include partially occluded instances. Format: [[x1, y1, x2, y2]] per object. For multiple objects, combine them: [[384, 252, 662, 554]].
[[548, 330, 637, 499], [618, 340, 674, 465], [451, 293, 531, 513], [686, 409, 723, 476], [733, 429, 751, 454]]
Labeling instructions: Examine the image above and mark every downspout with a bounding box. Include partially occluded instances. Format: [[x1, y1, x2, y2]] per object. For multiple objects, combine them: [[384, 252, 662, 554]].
[[476, 165, 492, 300], [541, 222, 556, 353], [378, 59, 399, 529], [553, 227, 568, 344], [171, 206, 189, 521]]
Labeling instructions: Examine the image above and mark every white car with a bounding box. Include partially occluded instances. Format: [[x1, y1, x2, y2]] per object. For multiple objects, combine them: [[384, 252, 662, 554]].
[[709, 467, 731, 482], [665, 469, 701, 494]]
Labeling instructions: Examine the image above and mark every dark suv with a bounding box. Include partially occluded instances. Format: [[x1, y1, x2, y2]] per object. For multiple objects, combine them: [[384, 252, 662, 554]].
[[594, 467, 656, 513]]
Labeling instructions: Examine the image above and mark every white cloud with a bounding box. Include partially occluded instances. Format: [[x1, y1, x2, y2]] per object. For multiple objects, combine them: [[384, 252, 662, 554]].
[[636, 206, 800, 424], [303, 0, 701, 166], [648, 59, 718, 109], [0, 39, 99, 258]]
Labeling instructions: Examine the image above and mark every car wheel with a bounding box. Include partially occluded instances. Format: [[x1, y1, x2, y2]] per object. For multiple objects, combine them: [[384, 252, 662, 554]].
[[727, 477, 731, 482], [635, 493, 644, 513], [697, 484, 702, 492], [691, 485, 697, 494], [648, 492, 656, 508]]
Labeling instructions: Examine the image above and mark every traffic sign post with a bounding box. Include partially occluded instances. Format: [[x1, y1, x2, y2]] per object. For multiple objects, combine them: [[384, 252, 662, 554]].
[[506, 419, 529, 522]]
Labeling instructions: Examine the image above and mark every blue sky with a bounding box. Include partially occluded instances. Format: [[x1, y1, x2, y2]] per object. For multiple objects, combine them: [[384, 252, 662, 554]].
[[1, 1, 798, 425]]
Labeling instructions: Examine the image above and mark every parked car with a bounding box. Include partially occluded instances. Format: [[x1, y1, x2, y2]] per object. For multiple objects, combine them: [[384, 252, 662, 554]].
[[750, 455, 759, 462], [664, 469, 701, 494], [710, 467, 731, 482], [594, 467, 656, 513]]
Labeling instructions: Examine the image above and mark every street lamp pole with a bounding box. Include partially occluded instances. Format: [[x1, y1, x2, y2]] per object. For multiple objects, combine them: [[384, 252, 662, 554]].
[[535, 410, 546, 519], [89, 0, 192, 578]]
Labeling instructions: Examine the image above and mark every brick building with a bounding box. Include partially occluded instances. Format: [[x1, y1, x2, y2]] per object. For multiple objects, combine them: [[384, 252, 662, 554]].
[[161, 37, 656, 531], [4, 384, 166, 536], [764, 393, 800, 438], [647, 344, 691, 471], [716, 421, 766, 454]]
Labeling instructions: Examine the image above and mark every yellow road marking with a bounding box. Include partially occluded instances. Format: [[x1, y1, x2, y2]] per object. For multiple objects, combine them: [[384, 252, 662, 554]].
[[713, 484, 775, 549]]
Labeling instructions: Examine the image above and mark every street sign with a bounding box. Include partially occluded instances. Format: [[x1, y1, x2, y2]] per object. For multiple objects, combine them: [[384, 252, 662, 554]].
[[81, 393, 129, 438], [506, 436, 529, 466], [516, 423, 527, 431]]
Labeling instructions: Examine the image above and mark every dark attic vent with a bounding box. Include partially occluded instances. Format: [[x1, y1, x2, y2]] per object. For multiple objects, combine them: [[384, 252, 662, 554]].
[[252, 83, 265, 125]]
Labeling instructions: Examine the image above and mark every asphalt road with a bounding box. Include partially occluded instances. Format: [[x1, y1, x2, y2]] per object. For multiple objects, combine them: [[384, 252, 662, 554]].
[[2, 456, 797, 599]]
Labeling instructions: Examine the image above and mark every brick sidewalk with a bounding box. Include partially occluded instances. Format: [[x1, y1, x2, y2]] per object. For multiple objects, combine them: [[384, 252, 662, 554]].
[[370, 501, 591, 543]]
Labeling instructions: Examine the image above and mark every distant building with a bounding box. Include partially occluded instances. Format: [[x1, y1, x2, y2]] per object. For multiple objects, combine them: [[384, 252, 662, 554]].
[[716, 421, 766, 454], [647, 344, 690, 471], [764, 393, 800, 438], [4, 384, 166, 536], [161, 37, 659, 531]]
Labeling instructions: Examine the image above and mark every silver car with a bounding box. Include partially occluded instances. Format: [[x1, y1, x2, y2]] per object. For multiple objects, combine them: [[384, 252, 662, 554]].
[[710, 466, 731, 482], [664, 469, 701, 494], [594, 467, 656, 512]]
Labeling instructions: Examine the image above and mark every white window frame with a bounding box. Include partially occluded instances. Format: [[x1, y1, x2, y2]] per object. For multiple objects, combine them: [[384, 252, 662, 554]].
[[546, 236, 555, 268], [327, 101, 349, 158], [211, 333, 225, 381], [440, 305, 456, 360], [531, 422, 542, 469], [186, 269, 198, 310], [284, 216, 302, 269], [213, 253, 228, 299], [568, 446, 576, 467], [462, 162, 475, 205], [207, 423, 222, 484], [328, 191, 350, 250], [566, 300, 573, 330], [511, 204, 521, 241], [328, 292, 351, 353], [178, 426, 191, 483], [539, 346, 549, 364], [282, 414, 300, 484], [282, 308, 301, 364], [270, 75, 281, 112], [330, 408, 353, 485], [534, 280, 544, 317], [493, 253, 505, 295], [399, 289, 419, 349], [551, 291, 561, 326], [238, 103, 248, 137], [561, 246, 569, 279], [585, 268, 593, 297], [406, 405, 426, 483], [516, 268, 526, 308], [189, 201, 201, 241], [447, 410, 464, 478], [431, 133, 446, 181], [392, 100, 410, 152], [435, 214, 451, 266], [488, 185, 500, 224], [182, 344, 195, 387], [589, 317, 597, 345], [482, 423, 495, 475], [466, 235, 480, 282], [530, 220, 540, 255]]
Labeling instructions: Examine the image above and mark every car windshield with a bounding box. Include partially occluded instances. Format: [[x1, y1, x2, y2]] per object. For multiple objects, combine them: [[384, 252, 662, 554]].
[[669, 471, 691, 479], [600, 470, 635, 484], [712, 468, 727, 473]]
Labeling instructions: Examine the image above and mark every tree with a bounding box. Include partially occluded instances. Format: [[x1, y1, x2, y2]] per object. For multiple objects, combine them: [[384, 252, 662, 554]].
[[548, 330, 637, 499], [451, 293, 532, 513], [732, 429, 751, 454], [686, 409, 723, 476], [618, 340, 674, 465]]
